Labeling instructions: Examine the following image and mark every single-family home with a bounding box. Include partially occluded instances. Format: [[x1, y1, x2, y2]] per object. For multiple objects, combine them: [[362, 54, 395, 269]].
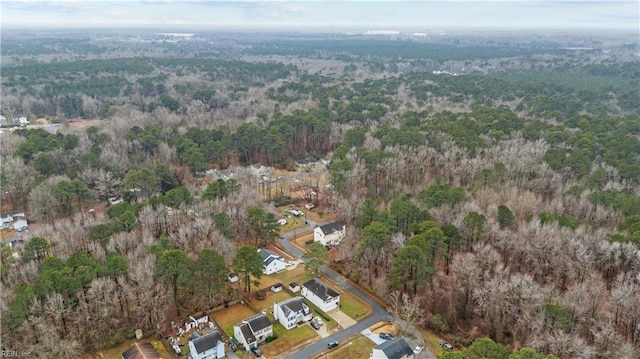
[[14, 116, 29, 127], [188, 331, 225, 359], [122, 342, 161, 359], [301, 278, 340, 313], [313, 221, 346, 247], [370, 338, 415, 359], [295, 157, 318, 168], [233, 313, 273, 351], [0, 115, 7, 127], [273, 296, 312, 330], [258, 248, 286, 275]]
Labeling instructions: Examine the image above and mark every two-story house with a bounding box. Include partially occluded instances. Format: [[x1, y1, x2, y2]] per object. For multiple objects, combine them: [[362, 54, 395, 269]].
[[233, 313, 273, 351], [273, 296, 313, 330], [258, 248, 286, 275], [188, 331, 225, 359], [313, 221, 346, 247], [302, 278, 340, 313]]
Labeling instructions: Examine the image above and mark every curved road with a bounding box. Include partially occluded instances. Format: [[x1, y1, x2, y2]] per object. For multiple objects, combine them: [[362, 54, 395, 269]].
[[278, 219, 393, 359]]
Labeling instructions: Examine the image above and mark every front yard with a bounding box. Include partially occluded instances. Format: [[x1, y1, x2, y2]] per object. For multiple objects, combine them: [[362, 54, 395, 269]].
[[339, 290, 370, 320], [317, 335, 376, 359], [263, 324, 318, 357]]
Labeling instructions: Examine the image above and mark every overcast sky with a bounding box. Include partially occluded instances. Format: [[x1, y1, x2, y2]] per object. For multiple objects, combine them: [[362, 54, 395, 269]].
[[1, 0, 638, 30]]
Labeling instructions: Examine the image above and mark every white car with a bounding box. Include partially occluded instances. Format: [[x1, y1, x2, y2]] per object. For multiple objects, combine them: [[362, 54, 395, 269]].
[[285, 261, 296, 267], [413, 346, 424, 354], [314, 317, 324, 326]]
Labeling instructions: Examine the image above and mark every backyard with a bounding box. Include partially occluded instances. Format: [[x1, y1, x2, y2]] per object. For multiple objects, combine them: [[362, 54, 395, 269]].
[[85, 339, 171, 359], [210, 303, 257, 338]]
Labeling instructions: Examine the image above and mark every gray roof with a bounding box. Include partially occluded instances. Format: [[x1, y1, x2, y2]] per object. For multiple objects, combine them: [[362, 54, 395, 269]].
[[318, 220, 346, 236], [246, 313, 272, 333], [122, 343, 161, 359], [191, 331, 222, 354], [238, 322, 255, 344], [258, 248, 282, 264], [375, 338, 414, 359], [303, 278, 339, 301], [277, 297, 310, 317]]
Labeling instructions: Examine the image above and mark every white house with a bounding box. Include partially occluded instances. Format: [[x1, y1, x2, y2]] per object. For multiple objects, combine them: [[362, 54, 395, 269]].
[[188, 331, 225, 359], [258, 248, 286, 275], [370, 338, 415, 359], [273, 296, 312, 330], [14, 116, 29, 127], [301, 278, 340, 313], [233, 313, 273, 351], [313, 221, 346, 247]]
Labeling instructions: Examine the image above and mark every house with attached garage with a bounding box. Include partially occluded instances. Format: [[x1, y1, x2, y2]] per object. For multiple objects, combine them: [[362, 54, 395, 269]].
[[273, 296, 313, 330], [370, 338, 415, 359], [258, 248, 286, 275], [188, 331, 225, 359], [313, 220, 346, 247], [233, 313, 273, 351], [302, 278, 340, 312]]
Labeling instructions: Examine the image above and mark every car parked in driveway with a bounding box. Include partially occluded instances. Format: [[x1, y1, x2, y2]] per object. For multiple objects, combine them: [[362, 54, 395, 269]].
[[327, 340, 339, 349], [251, 347, 263, 357], [379, 332, 395, 340], [310, 320, 320, 330], [314, 317, 324, 326], [413, 345, 424, 354]]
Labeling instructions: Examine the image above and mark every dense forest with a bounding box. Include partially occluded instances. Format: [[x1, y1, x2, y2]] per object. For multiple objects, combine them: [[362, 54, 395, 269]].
[[1, 30, 639, 358]]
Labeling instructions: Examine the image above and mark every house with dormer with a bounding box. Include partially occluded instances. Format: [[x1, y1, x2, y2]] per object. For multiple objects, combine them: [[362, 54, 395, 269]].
[[302, 278, 340, 312], [258, 248, 286, 275], [273, 296, 312, 330], [233, 313, 273, 351]]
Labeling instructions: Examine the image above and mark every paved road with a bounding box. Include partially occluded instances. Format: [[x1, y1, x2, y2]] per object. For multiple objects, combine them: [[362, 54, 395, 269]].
[[278, 221, 393, 359]]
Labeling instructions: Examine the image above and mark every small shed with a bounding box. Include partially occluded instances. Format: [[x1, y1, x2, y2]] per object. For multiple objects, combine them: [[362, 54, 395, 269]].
[[289, 282, 300, 293], [271, 283, 283, 292]]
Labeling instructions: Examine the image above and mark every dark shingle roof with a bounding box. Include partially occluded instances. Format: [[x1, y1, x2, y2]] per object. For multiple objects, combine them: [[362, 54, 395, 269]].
[[318, 221, 346, 236], [375, 338, 414, 359], [258, 248, 281, 264], [302, 278, 339, 301], [277, 297, 309, 317], [191, 331, 222, 355], [238, 322, 255, 344], [122, 343, 161, 359], [246, 313, 272, 333]]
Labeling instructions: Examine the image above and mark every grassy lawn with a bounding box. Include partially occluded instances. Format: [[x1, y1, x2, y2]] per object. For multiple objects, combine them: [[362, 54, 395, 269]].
[[255, 265, 307, 291], [339, 291, 370, 320], [210, 303, 257, 337], [250, 290, 292, 313], [419, 327, 448, 357], [318, 335, 375, 359], [263, 323, 318, 358], [279, 215, 307, 234]]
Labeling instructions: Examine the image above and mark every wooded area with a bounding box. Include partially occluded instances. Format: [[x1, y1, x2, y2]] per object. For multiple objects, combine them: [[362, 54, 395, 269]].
[[1, 30, 639, 358]]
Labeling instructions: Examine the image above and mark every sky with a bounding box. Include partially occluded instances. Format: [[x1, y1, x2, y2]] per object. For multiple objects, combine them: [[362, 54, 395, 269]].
[[1, 0, 638, 31]]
